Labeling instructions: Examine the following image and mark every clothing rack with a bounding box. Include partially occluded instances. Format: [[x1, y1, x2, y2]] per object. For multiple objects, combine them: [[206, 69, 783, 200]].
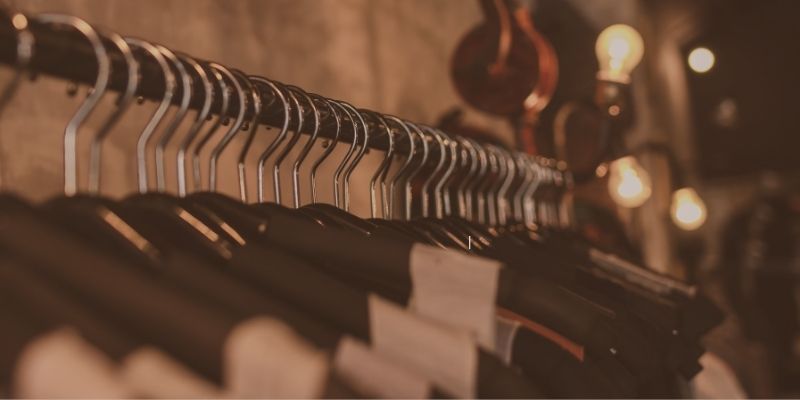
[[0, 7, 729, 399]]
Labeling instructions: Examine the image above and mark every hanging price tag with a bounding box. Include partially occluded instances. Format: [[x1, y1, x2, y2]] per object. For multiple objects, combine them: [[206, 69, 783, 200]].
[[369, 294, 478, 398], [409, 244, 502, 349]]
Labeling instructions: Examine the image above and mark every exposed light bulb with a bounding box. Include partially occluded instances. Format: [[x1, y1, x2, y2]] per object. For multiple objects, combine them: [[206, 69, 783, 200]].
[[595, 24, 644, 84], [670, 187, 707, 231], [608, 156, 652, 208], [687, 47, 715, 73]]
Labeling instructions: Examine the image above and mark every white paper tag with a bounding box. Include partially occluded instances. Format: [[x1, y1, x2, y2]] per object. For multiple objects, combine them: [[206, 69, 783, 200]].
[[369, 294, 478, 398], [120, 346, 223, 398], [494, 315, 521, 365], [334, 336, 431, 399], [224, 317, 329, 398], [409, 244, 501, 350], [14, 327, 132, 398]]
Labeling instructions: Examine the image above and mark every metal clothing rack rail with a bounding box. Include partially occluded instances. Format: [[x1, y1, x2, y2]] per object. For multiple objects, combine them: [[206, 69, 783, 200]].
[[0, 20, 411, 154]]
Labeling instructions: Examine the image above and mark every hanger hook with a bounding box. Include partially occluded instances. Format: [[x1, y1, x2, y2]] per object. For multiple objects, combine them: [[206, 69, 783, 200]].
[[419, 126, 445, 218], [384, 116, 414, 220], [494, 146, 516, 226], [309, 95, 341, 204], [250, 77, 289, 203], [233, 70, 263, 203], [83, 28, 138, 195], [329, 100, 357, 209], [35, 14, 110, 196], [287, 85, 320, 208], [454, 137, 478, 219], [153, 45, 192, 193], [338, 103, 368, 212], [205, 63, 247, 193], [402, 121, 429, 220], [434, 129, 458, 218], [361, 111, 393, 218], [471, 143, 492, 224], [189, 65, 229, 191], [523, 155, 542, 228], [123, 38, 175, 194], [175, 55, 213, 197], [511, 152, 531, 223]]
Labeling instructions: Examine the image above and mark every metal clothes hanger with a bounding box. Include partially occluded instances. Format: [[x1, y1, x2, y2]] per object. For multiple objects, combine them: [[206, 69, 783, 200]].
[[206, 63, 246, 193], [309, 95, 341, 204], [454, 137, 479, 220], [341, 105, 368, 213], [233, 70, 263, 203], [511, 152, 533, 224], [384, 116, 414, 221], [463, 137, 487, 223], [330, 101, 358, 209], [267, 85, 302, 206], [419, 126, 445, 218], [522, 155, 542, 229], [189, 65, 230, 191], [287, 86, 320, 208], [35, 14, 110, 196], [153, 44, 192, 194], [175, 54, 213, 197], [471, 142, 491, 225], [250, 76, 289, 203], [87, 28, 138, 195], [360, 110, 393, 219], [433, 129, 458, 218], [401, 121, 429, 221], [123, 37, 175, 194]]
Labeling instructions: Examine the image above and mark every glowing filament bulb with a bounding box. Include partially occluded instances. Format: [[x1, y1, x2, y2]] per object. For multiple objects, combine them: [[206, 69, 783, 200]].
[[608, 156, 651, 208], [596, 24, 644, 83], [671, 187, 707, 231]]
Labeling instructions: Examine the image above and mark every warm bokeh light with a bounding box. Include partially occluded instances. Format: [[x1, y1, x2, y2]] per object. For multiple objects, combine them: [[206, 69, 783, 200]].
[[688, 47, 715, 73], [595, 24, 644, 83], [608, 156, 652, 208], [670, 187, 708, 231]]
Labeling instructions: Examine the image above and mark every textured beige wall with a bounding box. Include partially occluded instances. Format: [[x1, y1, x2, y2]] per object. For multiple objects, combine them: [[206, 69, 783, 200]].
[[0, 0, 509, 217]]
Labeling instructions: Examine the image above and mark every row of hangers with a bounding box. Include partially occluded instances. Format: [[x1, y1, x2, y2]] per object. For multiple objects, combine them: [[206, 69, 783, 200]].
[[0, 6, 573, 237]]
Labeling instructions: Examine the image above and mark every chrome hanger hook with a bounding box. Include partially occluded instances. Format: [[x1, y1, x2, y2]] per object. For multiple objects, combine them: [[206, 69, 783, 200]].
[[250, 77, 289, 203], [154, 45, 192, 193], [269, 86, 306, 207], [35, 14, 110, 196], [330, 100, 358, 209], [287, 85, 320, 208], [206, 63, 247, 193], [124, 37, 175, 194], [384, 116, 414, 220], [175, 55, 213, 197], [362, 111, 393, 219], [419, 126, 445, 218], [454, 137, 478, 220], [85, 28, 138, 195], [340, 103, 368, 212], [433, 129, 458, 218], [234, 70, 263, 203], [190, 65, 229, 191], [403, 121, 429, 220], [309, 95, 341, 204]]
